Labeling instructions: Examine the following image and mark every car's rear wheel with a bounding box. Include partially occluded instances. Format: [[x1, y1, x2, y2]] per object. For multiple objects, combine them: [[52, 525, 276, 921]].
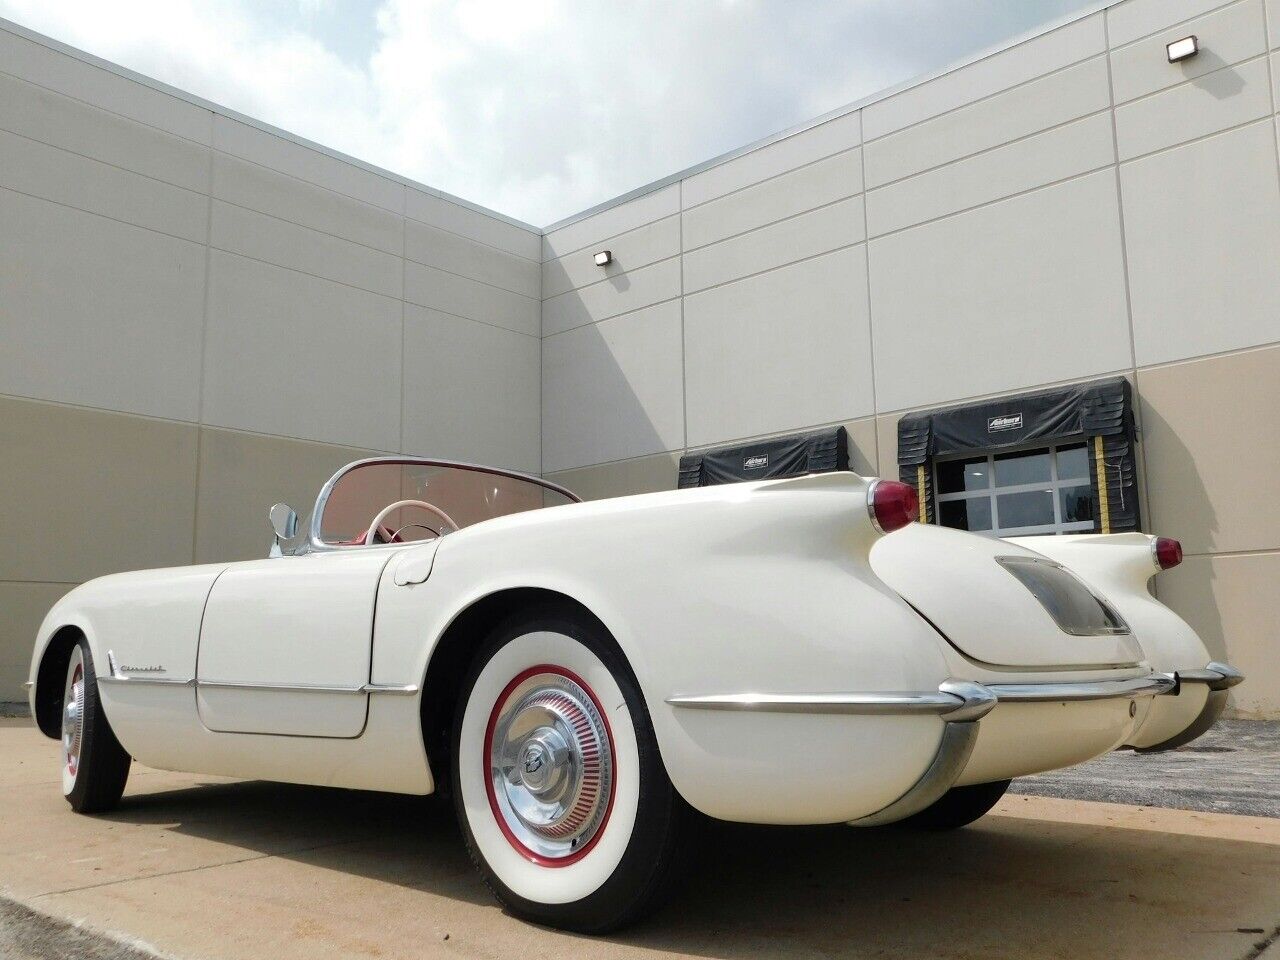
[[900, 778, 1011, 831], [451, 604, 689, 932], [61, 641, 131, 813]]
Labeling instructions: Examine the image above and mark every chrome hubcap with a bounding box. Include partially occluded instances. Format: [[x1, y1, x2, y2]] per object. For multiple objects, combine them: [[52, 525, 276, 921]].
[[62, 663, 84, 780], [487, 670, 613, 861]]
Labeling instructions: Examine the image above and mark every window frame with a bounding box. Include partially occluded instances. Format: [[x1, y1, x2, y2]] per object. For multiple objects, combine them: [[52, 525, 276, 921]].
[[933, 441, 1095, 538]]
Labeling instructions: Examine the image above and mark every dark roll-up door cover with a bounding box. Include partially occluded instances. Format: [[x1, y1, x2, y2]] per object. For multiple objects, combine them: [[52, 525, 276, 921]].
[[679, 427, 849, 487], [896, 377, 1139, 532]]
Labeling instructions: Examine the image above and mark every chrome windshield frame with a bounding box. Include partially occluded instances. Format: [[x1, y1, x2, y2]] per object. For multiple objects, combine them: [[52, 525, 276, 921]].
[[305, 456, 581, 555]]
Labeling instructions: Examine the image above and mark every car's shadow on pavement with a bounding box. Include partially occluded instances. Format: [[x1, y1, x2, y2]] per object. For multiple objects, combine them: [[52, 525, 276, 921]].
[[101, 778, 1280, 959]]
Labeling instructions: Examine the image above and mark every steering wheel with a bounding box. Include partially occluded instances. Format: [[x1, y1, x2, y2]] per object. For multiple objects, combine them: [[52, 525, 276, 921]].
[[363, 499, 459, 545]]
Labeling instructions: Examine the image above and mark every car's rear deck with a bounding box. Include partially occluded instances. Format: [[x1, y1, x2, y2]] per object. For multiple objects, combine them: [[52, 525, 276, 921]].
[[1, 717, 1277, 960]]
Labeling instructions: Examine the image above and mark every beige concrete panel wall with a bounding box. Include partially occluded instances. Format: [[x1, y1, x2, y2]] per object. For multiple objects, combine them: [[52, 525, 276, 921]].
[[681, 112, 862, 209], [0, 396, 198, 584], [1158, 552, 1280, 717], [1137, 344, 1280, 555], [683, 247, 874, 448], [193, 426, 372, 564], [406, 187, 541, 261], [1120, 122, 1280, 365], [1109, 0, 1267, 105], [541, 257, 681, 337], [209, 199, 402, 299], [0, 127, 207, 242], [212, 115, 403, 214], [1114, 56, 1273, 160], [404, 260, 540, 338], [842, 418, 880, 476], [866, 112, 1116, 237], [0, 26, 213, 143], [405, 219, 540, 299], [868, 171, 1131, 413], [402, 307, 541, 473], [0, 70, 209, 192], [875, 414, 900, 482], [1269, 0, 1280, 46], [542, 215, 680, 300], [0, 188, 206, 421], [682, 149, 862, 252], [202, 251, 404, 450], [1108, 0, 1241, 47], [211, 153, 402, 256], [0, 582, 76, 701], [863, 57, 1112, 189], [862, 14, 1105, 140], [683, 196, 865, 294], [545, 452, 682, 502], [542, 301, 685, 472], [544, 418, 878, 502], [542, 185, 679, 261]]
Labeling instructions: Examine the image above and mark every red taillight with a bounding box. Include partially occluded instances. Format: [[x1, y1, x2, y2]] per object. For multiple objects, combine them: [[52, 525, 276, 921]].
[[868, 480, 919, 534], [1153, 537, 1183, 570]]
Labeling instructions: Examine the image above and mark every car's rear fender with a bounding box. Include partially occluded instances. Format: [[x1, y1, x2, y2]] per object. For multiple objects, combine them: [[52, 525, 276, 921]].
[[382, 472, 961, 822], [1004, 533, 1229, 749]]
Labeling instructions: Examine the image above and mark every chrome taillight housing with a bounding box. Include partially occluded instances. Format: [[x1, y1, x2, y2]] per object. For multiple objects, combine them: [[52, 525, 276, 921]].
[[1152, 537, 1183, 570], [867, 479, 919, 534]]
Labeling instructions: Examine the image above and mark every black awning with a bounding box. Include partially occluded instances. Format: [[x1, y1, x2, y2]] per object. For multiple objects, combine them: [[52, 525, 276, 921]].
[[679, 426, 849, 488], [898, 377, 1131, 465], [897, 377, 1139, 533]]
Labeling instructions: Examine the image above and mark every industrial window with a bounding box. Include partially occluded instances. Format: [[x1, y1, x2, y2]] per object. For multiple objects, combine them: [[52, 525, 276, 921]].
[[934, 442, 1095, 537]]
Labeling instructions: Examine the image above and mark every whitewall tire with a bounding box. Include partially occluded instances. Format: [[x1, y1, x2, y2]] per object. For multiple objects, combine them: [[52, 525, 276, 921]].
[[61, 641, 131, 813], [452, 603, 689, 931]]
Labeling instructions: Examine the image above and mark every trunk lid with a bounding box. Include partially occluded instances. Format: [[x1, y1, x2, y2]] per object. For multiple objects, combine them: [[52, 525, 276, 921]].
[[870, 524, 1145, 669]]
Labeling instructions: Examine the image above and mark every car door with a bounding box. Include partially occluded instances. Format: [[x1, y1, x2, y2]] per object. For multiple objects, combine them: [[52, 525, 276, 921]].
[[196, 548, 399, 738]]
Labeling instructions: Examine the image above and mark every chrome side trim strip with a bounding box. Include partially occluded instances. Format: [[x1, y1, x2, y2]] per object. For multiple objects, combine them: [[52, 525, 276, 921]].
[[197, 679, 419, 695], [663, 691, 966, 716], [851, 720, 982, 827], [667, 674, 1173, 716], [21, 680, 34, 691], [985, 674, 1176, 703], [100, 653, 418, 696]]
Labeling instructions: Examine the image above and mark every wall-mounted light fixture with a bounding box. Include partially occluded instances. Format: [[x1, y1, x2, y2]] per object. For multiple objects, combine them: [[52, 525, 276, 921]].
[[594, 250, 613, 267], [1166, 35, 1198, 63]]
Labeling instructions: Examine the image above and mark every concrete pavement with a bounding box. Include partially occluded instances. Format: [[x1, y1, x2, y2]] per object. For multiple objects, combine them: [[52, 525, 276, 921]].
[[1018, 719, 1280, 818], [2, 718, 1278, 960]]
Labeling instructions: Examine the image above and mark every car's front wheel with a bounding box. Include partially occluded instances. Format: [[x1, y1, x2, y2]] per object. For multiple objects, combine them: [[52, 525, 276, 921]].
[[451, 604, 688, 932], [61, 641, 131, 813]]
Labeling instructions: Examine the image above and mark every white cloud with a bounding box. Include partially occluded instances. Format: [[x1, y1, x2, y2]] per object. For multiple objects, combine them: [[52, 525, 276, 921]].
[[0, 0, 1090, 224]]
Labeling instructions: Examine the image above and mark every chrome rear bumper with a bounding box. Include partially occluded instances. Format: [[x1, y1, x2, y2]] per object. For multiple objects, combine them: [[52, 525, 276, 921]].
[[1135, 661, 1244, 753], [665, 672, 1178, 720], [667, 666, 1240, 825]]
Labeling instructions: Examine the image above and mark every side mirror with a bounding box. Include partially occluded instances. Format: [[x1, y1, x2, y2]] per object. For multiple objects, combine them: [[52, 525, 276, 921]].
[[269, 503, 299, 541]]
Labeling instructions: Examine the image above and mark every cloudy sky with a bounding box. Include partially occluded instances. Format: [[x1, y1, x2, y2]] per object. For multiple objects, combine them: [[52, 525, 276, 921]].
[[0, 0, 1095, 225]]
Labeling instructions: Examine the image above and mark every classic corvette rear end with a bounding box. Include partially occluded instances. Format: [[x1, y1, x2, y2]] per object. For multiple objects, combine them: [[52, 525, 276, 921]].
[[25, 459, 1242, 932]]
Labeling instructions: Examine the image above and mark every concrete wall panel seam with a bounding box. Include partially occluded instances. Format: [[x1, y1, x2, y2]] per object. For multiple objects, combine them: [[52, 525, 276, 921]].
[[867, 102, 1114, 194]]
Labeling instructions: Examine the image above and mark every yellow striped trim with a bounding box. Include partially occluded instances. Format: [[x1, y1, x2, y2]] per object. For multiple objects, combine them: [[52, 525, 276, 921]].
[[1093, 435, 1110, 533], [916, 465, 928, 523]]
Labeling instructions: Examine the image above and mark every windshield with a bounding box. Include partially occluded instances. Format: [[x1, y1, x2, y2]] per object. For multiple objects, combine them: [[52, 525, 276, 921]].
[[318, 460, 577, 546]]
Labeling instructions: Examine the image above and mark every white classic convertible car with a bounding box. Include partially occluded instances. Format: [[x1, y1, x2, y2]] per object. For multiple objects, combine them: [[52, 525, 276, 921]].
[[27, 456, 1242, 930]]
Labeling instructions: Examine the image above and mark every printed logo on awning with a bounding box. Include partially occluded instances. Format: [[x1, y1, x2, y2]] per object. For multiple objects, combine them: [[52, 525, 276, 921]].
[[987, 413, 1023, 433], [743, 454, 769, 469]]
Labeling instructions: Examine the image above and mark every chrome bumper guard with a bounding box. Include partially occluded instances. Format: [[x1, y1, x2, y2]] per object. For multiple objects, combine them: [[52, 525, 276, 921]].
[[1136, 661, 1244, 753], [667, 671, 1186, 827]]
